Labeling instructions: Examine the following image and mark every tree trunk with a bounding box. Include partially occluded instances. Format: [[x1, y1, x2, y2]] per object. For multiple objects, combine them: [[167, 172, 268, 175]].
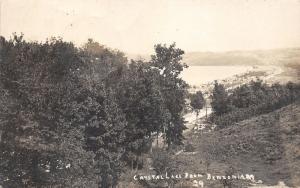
[[31, 152, 39, 183], [131, 158, 134, 171], [205, 104, 208, 120], [135, 155, 139, 172], [156, 131, 159, 148]]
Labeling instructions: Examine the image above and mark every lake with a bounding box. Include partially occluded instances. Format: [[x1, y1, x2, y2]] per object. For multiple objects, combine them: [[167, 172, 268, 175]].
[[181, 65, 253, 86]]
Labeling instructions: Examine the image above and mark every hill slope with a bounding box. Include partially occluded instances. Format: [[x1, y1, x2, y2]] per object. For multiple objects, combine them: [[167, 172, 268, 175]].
[[174, 102, 300, 187]]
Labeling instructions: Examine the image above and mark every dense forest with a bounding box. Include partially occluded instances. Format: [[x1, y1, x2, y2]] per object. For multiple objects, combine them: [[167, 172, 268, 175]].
[[0, 35, 188, 187]]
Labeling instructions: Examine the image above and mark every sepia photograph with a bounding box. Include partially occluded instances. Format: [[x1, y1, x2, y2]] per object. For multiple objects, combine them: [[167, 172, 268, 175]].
[[0, 0, 299, 187]]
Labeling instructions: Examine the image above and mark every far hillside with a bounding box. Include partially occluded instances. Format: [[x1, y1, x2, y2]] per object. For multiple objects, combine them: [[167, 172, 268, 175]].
[[183, 48, 300, 66]]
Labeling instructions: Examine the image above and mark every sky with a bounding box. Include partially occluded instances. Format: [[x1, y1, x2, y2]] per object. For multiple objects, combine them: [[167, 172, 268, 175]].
[[1, 0, 300, 54]]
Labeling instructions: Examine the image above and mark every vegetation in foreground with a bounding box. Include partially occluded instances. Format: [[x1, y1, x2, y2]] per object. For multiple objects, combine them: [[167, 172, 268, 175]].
[[0, 35, 188, 187], [171, 102, 300, 187]]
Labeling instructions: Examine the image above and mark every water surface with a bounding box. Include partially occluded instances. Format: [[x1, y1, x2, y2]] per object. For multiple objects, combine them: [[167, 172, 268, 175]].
[[181, 65, 252, 86]]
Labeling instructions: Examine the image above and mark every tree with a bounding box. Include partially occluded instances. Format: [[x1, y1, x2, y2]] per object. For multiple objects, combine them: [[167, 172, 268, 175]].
[[211, 81, 230, 115], [150, 43, 188, 148], [210, 79, 300, 127], [114, 60, 170, 169], [0, 35, 195, 187], [190, 91, 205, 116], [0, 35, 128, 187], [0, 35, 100, 187]]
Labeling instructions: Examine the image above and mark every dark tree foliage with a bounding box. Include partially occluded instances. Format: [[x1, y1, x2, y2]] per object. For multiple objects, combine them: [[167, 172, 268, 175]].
[[190, 91, 205, 116], [0, 35, 128, 187], [0, 34, 99, 187], [211, 81, 230, 115], [150, 43, 188, 148], [0, 35, 189, 187], [115, 61, 170, 155], [211, 79, 300, 128]]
